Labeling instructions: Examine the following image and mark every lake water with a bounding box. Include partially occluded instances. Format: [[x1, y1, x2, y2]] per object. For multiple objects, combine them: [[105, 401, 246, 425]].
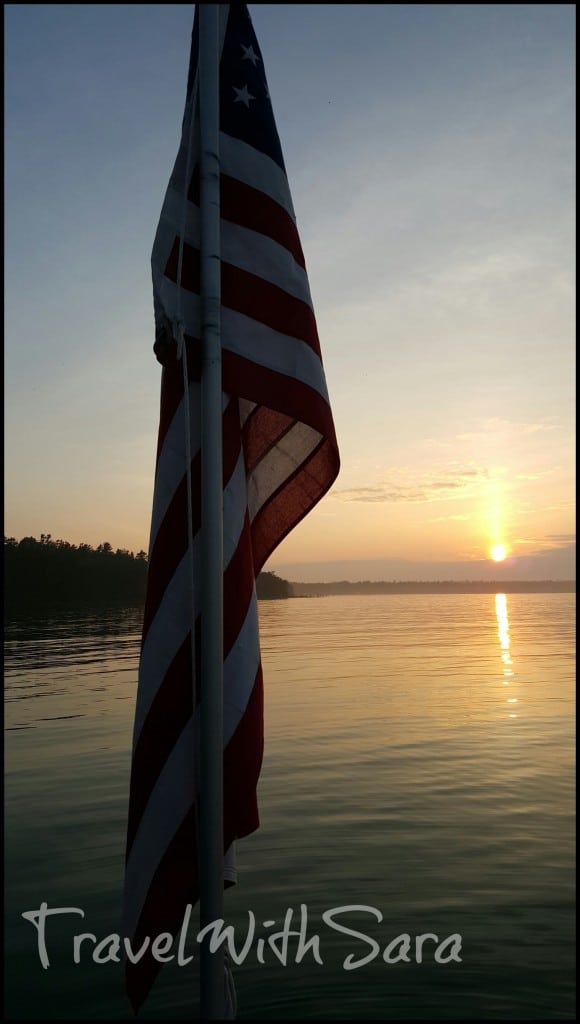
[[4, 594, 576, 1019]]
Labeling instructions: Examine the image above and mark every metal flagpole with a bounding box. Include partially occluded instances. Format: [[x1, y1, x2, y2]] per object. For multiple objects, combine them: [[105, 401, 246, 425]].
[[198, 4, 224, 1019]]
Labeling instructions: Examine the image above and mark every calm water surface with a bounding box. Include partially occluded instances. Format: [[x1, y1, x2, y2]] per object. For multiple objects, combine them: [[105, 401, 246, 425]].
[[4, 594, 575, 1019]]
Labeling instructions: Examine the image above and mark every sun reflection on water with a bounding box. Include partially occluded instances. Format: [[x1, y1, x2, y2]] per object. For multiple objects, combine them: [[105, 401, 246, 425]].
[[495, 592, 519, 718]]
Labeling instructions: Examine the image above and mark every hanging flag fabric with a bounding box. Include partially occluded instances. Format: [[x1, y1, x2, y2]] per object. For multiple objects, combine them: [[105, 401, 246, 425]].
[[123, 4, 339, 1011]]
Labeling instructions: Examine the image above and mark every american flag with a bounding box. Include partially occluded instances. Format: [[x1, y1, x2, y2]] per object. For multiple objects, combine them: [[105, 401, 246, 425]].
[[123, 4, 339, 1011]]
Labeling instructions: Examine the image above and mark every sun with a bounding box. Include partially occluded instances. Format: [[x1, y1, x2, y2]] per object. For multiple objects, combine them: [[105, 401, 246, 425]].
[[490, 543, 508, 562]]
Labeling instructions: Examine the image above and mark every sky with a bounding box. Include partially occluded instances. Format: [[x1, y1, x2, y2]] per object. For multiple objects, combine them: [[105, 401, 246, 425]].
[[4, 4, 575, 582]]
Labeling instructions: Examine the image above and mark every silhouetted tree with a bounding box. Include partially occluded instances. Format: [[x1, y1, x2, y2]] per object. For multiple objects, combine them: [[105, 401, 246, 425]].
[[256, 571, 290, 599], [4, 536, 291, 610]]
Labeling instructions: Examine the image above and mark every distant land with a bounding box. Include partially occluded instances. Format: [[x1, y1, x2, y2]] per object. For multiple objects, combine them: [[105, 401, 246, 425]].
[[3, 534, 290, 607], [3, 536, 574, 613], [271, 545, 576, 584], [289, 580, 575, 596]]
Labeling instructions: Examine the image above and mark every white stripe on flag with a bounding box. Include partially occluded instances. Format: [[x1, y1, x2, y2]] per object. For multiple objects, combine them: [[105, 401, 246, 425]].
[[219, 132, 297, 221], [247, 421, 323, 523], [137, 449, 249, 741], [125, 592, 261, 938], [156, 284, 329, 403], [161, 187, 312, 305]]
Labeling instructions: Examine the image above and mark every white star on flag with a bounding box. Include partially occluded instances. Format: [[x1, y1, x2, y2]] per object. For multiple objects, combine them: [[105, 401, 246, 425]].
[[241, 43, 259, 65], [233, 84, 255, 107]]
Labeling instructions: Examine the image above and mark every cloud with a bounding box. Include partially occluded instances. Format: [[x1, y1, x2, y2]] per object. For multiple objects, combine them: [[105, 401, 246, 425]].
[[427, 514, 471, 523], [455, 418, 559, 442], [337, 465, 489, 504], [515, 469, 558, 481], [511, 535, 576, 553], [338, 486, 425, 503], [270, 545, 576, 583]]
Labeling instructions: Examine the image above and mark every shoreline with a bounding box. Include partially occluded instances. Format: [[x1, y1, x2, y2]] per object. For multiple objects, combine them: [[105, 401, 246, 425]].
[[289, 580, 575, 597]]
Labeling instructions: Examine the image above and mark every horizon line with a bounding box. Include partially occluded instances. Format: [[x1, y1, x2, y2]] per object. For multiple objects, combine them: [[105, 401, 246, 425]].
[[284, 577, 575, 585]]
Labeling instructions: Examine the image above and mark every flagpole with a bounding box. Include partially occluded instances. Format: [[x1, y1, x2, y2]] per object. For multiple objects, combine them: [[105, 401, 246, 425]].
[[198, 4, 224, 1020]]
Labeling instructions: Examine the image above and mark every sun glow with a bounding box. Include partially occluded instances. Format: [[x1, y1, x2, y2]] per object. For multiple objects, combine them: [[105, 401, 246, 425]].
[[490, 543, 507, 562]]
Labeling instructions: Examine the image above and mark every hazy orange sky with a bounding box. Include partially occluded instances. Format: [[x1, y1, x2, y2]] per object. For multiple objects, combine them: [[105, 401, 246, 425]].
[[5, 4, 575, 581]]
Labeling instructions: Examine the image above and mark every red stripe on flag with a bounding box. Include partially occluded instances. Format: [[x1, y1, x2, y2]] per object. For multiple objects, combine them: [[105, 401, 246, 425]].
[[143, 397, 242, 643], [223, 349, 337, 442], [223, 261, 320, 354], [187, 167, 305, 270], [126, 633, 193, 857], [154, 343, 202, 462], [222, 513, 255, 659], [223, 661, 263, 840], [251, 438, 337, 573], [125, 807, 198, 1014], [242, 405, 295, 475], [126, 664, 263, 1014], [164, 240, 320, 354], [142, 471, 196, 643], [221, 174, 306, 270], [128, 511, 256, 858]]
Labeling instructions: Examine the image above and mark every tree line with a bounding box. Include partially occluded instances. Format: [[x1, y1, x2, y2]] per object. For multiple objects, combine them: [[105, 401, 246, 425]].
[[4, 534, 289, 608]]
